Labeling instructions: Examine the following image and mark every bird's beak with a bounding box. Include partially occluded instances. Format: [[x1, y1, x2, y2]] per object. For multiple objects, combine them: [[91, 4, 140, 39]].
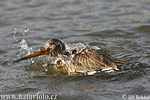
[[14, 48, 46, 62]]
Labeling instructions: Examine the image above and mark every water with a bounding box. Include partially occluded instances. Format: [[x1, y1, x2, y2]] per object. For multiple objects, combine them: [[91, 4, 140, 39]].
[[0, 0, 150, 100]]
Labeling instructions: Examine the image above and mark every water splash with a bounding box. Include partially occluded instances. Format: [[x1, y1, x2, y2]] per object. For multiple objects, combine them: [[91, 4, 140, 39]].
[[23, 28, 29, 35], [13, 28, 18, 42], [13, 28, 30, 41], [66, 43, 88, 54], [13, 28, 34, 63], [19, 39, 33, 55]]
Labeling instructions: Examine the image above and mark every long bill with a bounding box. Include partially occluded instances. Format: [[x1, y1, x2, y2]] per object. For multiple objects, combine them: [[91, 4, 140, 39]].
[[14, 48, 46, 62]]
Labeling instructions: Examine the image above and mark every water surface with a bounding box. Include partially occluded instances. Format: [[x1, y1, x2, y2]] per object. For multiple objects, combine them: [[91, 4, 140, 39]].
[[0, 0, 150, 100]]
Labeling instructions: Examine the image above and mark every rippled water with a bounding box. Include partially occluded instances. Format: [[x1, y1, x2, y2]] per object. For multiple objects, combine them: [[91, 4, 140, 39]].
[[0, 0, 150, 100]]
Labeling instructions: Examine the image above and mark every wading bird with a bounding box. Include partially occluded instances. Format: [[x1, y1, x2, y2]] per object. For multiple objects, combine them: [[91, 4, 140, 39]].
[[15, 38, 130, 75]]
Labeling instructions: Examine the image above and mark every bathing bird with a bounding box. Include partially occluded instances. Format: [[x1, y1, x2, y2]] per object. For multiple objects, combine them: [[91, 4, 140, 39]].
[[14, 38, 130, 75]]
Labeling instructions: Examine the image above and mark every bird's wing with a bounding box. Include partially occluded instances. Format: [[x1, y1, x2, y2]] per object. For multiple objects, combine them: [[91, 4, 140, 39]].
[[65, 48, 118, 73]]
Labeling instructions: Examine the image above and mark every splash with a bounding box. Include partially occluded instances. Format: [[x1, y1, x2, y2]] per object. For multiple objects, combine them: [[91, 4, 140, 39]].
[[19, 39, 33, 56], [13, 28, 18, 42], [23, 28, 29, 35], [13, 28, 30, 42], [66, 43, 88, 54], [13, 28, 34, 63]]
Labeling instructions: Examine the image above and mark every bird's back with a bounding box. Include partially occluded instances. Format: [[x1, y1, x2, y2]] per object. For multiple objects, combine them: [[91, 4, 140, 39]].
[[60, 48, 129, 75]]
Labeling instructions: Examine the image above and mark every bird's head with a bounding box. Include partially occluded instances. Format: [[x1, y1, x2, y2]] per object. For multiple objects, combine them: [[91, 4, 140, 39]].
[[44, 38, 66, 56], [14, 38, 66, 62]]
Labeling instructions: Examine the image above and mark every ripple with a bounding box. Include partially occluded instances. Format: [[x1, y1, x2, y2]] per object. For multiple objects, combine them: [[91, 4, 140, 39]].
[[4, 88, 39, 94], [0, 0, 150, 99], [130, 85, 150, 95], [134, 25, 150, 33], [85, 29, 135, 39]]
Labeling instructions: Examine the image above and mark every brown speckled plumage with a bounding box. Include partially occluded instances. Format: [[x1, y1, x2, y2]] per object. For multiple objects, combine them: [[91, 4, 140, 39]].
[[57, 48, 129, 75]]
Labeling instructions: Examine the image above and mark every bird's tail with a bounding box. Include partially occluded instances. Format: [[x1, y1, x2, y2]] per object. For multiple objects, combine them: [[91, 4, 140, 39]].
[[111, 57, 130, 68]]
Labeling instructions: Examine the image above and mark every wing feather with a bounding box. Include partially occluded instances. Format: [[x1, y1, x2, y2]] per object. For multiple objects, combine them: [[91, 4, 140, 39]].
[[64, 48, 118, 74]]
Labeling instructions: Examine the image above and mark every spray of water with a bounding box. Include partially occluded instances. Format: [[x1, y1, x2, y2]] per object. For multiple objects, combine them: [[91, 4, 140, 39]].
[[13, 28, 18, 42], [13, 28, 34, 63]]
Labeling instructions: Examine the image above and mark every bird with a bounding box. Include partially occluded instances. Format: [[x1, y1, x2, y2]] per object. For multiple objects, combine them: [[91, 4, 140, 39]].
[[14, 38, 130, 75]]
